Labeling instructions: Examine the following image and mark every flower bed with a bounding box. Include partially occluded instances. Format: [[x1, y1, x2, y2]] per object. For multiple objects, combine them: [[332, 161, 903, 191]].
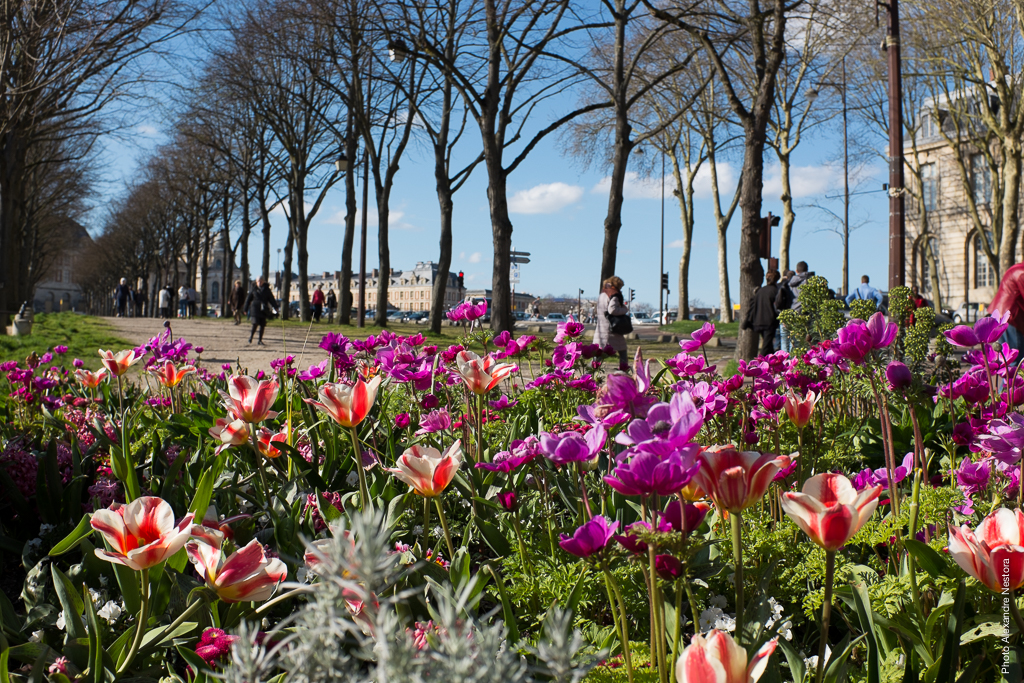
[[0, 281, 1015, 682]]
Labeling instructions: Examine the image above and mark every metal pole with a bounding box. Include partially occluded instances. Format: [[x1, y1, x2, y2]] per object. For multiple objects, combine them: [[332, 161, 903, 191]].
[[358, 150, 369, 328], [659, 152, 665, 324], [887, 0, 906, 289], [842, 56, 850, 297]]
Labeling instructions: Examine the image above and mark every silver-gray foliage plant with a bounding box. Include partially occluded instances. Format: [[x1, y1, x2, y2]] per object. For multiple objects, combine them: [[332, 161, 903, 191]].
[[217, 510, 600, 683]]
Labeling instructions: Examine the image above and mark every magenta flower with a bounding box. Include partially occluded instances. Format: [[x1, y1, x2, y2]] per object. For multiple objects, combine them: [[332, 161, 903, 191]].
[[394, 412, 411, 429], [195, 627, 239, 667], [956, 458, 991, 496], [589, 372, 657, 422], [655, 554, 683, 580], [660, 500, 710, 535], [540, 426, 607, 465], [54, 345, 68, 355], [680, 322, 715, 353], [298, 359, 329, 382], [760, 393, 786, 413], [952, 422, 975, 446], [489, 395, 518, 411], [497, 491, 518, 512], [835, 313, 897, 364], [976, 414, 1024, 463], [554, 318, 586, 343], [615, 521, 655, 555], [415, 408, 452, 436], [604, 451, 699, 497], [559, 515, 618, 557], [944, 310, 1009, 347], [477, 437, 541, 472], [666, 353, 717, 377], [616, 391, 704, 454], [885, 361, 913, 391]]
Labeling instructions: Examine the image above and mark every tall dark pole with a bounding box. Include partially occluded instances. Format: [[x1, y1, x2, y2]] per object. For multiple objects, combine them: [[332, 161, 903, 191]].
[[841, 57, 850, 297], [886, 0, 906, 289], [358, 151, 369, 328], [659, 152, 665, 323]]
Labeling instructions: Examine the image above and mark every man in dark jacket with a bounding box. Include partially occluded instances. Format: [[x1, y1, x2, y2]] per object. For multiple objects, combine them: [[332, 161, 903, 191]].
[[775, 270, 796, 352], [743, 270, 780, 356], [787, 261, 814, 313], [244, 278, 277, 345]]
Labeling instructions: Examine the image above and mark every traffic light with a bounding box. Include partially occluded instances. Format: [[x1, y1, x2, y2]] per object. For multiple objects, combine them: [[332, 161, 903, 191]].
[[628, 288, 635, 302], [457, 271, 464, 288], [660, 273, 669, 290]]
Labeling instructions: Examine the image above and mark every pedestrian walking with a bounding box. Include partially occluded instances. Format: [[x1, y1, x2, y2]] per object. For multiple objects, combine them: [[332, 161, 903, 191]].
[[114, 278, 130, 317], [187, 287, 198, 318], [158, 286, 171, 318], [177, 285, 188, 318], [775, 270, 796, 352], [245, 277, 277, 345], [135, 287, 147, 317], [326, 288, 337, 322], [743, 270, 781, 356], [845, 275, 885, 308], [312, 284, 325, 323], [594, 276, 631, 371], [788, 261, 814, 312], [230, 280, 245, 325]]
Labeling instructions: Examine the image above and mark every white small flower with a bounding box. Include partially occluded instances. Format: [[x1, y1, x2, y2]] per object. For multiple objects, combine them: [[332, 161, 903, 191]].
[[97, 600, 122, 623], [346, 471, 359, 487], [56, 611, 66, 630], [39, 524, 55, 536], [709, 594, 728, 609], [26, 538, 42, 549], [98, 575, 109, 587], [431, 525, 443, 538], [296, 567, 310, 583], [804, 645, 832, 673], [698, 607, 723, 634], [413, 525, 424, 536], [714, 613, 736, 632], [30, 630, 43, 642], [89, 588, 103, 604], [778, 620, 793, 641]]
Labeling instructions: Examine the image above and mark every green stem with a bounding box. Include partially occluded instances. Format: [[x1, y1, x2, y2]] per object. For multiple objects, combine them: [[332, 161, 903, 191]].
[[670, 582, 684, 683], [422, 495, 432, 554], [603, 562, 634, 683], [511, 514, 533, 576], [141, 595, 207, 654], [815, 551, 835, 683], [730, 511, 744, 642], [435, 497, 456, 561], [683, 573, 701, 640], [118, 568, 150, 674], [908, 469, 922, 610], [349, 426, 370, 509], [647, 544, 666, 681]]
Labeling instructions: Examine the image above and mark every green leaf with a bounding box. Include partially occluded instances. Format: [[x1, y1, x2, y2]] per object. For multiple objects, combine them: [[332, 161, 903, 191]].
[[1001, 647, 1021, 683], [935, 579, 966, 683], [822, 633, 864, 683], [485, 564, 520, 644], [83, 584, 104, 683], [565, 572, 587, 616], [189, 464, 218, 518], [176, 645, 213, 683], [955, 656, 984, 683], [851, 581, 880, 683], [450, 548, 471, 593], [477, 520, 511, 556], [904, 539, 955, 579], [141, 621, 198, 649], [110, 559, 141, 615], [50, 566, 87, 640], [778, 639, 807, 683], [49, 514, 94, 556], [960, 621, 1012, 645]]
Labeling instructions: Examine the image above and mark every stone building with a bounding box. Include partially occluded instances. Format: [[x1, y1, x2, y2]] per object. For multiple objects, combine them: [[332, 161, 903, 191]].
[[32, 221, 93, 312], [904, 96, 1014, 310]]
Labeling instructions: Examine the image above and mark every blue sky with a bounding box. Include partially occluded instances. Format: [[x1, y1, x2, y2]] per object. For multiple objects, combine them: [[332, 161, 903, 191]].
[[98, 78, 893, 313]]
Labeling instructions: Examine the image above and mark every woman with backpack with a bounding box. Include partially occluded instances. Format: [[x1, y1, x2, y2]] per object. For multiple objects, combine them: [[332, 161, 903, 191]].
[[594, 275, 631, 371]]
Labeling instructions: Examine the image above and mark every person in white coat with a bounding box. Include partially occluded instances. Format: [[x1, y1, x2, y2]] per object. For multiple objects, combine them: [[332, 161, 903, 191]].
[[593, 275, 629, 371]]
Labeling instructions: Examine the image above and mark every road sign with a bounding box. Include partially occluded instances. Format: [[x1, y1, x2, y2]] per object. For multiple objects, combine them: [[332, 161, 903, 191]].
[[510, 263, 520, 284], [510, 250, 531, 257], [511, 256, 531, 264]]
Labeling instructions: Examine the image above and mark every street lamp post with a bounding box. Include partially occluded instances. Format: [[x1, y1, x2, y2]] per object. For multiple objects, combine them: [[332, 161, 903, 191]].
[[578, 288, 583, 320], [886, 0, 906, 289], [659, 152, 665, 325], [358, 149, 369, 328]]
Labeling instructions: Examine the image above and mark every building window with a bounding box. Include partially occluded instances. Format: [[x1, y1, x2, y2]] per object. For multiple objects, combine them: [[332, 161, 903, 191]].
[[971, 153, 991, 205], [921, 163, 938, 212], [976, 232, 996, 288], [921, 112, 936, 139], [212, 281, 220, 300]]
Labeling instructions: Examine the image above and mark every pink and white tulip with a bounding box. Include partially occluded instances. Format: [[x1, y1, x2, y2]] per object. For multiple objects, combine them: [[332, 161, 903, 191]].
[[675, 629, 777, 683], [75, 368, 108, 388], [948, 507, 1024, 592], [98, 349, 142, 377], [454, 350, 516, 395], [386, 441, 463, 497], [151, 360, 196, 388], [186, 526, 287, 603], [780, 473, 881, 551], [209, 417, 251, 455], [305, 376, 382, 428], [784, 389, 819, 429], [693, 446, 791, 514], [220, 375, 279, 423], [90, 497, 194, 571]]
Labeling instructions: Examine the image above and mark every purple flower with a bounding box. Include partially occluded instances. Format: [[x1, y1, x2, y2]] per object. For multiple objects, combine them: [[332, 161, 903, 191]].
[[421, 393, 439, 410], [559, 515, 618, 557], [394, 412, 411, 429], [660, 500, 710, 535], [40, 352, 53, 364], [54, 345, 68, 355], [298, 359, 329, 382], [489, 394, 518, 411], [415, 408, 451, 435], [497, 491, 518, 512], [655, 554, 683, 580], [871, 452, 915, 488], [944, 310, 1009, 347], [590, 372, 657, 422], [852, 467, 876, 490], [196, 347, 204, 355], [885, 361, 913, 391], [615, 521, 653, 555], [760, 393, 786, 413], [477, 437, 541, 472], [956, 457, 991, 495], [73, 359, 84, 369], [665, 353, 716, 377], [604, 450, 699, 497], [554, 318, 585, 343], [319, 332, 351, 358], [952, 422, 975, 447], [540, 425, 607, 465], [616, 391, 704, 455], [835, 313, 897, 364], [680, 322, 715, 353], [976, 413, 1024, 463]]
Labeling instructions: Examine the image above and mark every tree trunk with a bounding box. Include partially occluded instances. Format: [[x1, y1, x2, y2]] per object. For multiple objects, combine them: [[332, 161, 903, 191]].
[[0, 129, 27, 330], [484, 156, 514, 333], [282, 228, 294, 319], [293, 180, 311, 323], [240, 184, 251, 294], [778, 151, 794, 275], [339, 123, 357, 325], [374, 197, 390, 328], [736, 128, 768, 359], [431, 183, 455, 334], [200, 220, 211, 317], [600, 124, 633, 287], [999, 140, 1022, 280], [669, 151, 692, 321]]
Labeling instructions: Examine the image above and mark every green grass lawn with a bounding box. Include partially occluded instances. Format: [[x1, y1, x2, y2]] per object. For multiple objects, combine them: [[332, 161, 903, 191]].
[[661, 319, 739, 338], [0, 312, 132, 369]]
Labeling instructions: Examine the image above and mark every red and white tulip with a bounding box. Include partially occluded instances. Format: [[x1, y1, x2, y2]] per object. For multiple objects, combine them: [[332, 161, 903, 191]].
[[186, 527, 287, 603], [90, 497, 194, 571], [304, 376, 382, 428], [220, 375, 279, 423], [693, 446, 792, 514], [255, 427, 289, 459], [784, 389, 819, 429], [675, 629, 777, 683], [386, 441, 463, 497], [151, 360, 196, 388], [75, 368, 108, 388], [209, 417, 251, 455], [454, 350, 516, 395], [780, 473, 882, 551], [98, 349, 142, 377], [948, 507, 1024, 593]]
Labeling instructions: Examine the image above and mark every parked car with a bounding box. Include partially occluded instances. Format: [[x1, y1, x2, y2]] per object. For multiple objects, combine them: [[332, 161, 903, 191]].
[[631, 312, 658, 325], [545, 313, 567, 323], [403, 311, 428, 323], [691, 313, 709, 321], [951, 302, 983, 324], [660, 309, 678, 324]]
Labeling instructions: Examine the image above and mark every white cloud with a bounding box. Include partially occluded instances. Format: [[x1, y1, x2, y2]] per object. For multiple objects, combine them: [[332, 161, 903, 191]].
[[508, 182, 584, 214], [591, 172, 663, 199], [468, 252, 482, 263], [323, 206, 416, 230], [763, 163, 841, 199], [136, 124, 160, 137], [692, 163, 739, 199], [668, 238, 686, 248]]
